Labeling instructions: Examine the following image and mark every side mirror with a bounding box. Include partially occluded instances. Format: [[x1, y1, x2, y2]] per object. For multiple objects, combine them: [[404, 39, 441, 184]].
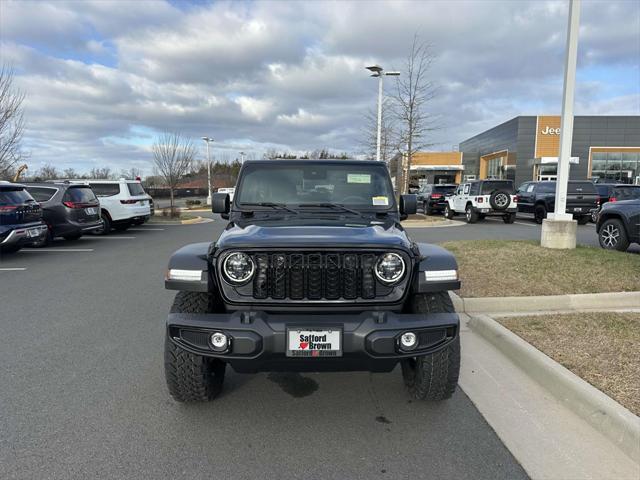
[[399, 194, 417, 220], [212, 193, 230, 219]]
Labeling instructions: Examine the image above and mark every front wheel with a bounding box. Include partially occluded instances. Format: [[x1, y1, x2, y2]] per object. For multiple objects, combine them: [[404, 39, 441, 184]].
[[598, 219, 629, 252], [94, 214, 111, 235], [534, 205, 547, 224], [576, 215, 590, 226], [400, 292, 460, 401], [165, 292, 226, 402], [424, 202, 433, 215]]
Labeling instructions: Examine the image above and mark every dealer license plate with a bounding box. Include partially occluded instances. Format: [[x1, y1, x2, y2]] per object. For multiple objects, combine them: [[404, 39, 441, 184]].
[[287, 329, 342, 357], [27, 227, 42, 238], [85, 207, 97, 215]]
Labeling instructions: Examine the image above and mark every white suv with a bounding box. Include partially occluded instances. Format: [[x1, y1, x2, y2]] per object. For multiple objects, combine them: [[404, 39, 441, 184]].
[[444, 179, 518, 224], [72, 179, 151, 234]]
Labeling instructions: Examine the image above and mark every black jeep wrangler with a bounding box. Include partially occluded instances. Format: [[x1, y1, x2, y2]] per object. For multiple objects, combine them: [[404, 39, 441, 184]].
[[164, 160, 461, 402]]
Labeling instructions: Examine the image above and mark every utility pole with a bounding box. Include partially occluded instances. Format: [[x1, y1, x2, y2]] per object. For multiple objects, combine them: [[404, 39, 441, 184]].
[[239, 151, 246, 163], [541, 0, 581, 249], [366, 65, 400, 162], [201, 136, 214, 205]]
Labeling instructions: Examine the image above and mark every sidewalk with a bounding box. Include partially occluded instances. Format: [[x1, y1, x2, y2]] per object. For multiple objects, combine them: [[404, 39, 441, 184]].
[[459, 315, 639, 480]]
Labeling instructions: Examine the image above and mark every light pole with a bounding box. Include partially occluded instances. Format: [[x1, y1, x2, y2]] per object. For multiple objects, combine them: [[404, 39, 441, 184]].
[[366, 65, 400, 162], [202, 136, 214, 205], [541, 0, 581, 249], [239, 151, 246, 163]]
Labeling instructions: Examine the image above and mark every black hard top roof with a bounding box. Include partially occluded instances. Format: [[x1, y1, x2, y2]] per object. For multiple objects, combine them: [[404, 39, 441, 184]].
[[242, 159, 383, 166]]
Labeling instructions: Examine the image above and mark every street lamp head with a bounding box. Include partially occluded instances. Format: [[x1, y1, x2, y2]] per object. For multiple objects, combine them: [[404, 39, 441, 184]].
[[384, 71, 401, 76], [202, 136, 214, 142], [366, 65, 383, 73]]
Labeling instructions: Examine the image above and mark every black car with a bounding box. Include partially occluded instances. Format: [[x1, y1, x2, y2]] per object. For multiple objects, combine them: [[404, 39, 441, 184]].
[[417, 184, 457, 215], [597, 198, 640, 251], [25, 182, 102, 245], [0, 182, 47, 253], [516, 180, 599, 224], [592, 184, 640, 222], [163, 160, 461, 403]]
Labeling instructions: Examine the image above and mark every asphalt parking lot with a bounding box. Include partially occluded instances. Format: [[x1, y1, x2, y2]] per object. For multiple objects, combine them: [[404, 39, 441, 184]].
[[0, 213, 622, 480]]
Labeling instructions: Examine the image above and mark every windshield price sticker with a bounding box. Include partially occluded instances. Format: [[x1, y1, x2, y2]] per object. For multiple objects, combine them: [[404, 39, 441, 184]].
[[372, 196, 389, 206], [347, 174, 371, 184]]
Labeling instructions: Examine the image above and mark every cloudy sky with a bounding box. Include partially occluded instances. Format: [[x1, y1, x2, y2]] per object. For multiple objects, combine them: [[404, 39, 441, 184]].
[[1, 0, 639, 175]]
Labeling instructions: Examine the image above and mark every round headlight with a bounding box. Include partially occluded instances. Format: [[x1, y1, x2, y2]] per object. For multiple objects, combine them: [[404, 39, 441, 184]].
[[375, 252, 405, 284], [222, 252, 255, 284]]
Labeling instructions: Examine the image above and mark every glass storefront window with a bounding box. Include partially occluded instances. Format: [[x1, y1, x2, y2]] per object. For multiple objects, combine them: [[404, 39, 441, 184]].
[[592, 151, 639, 184]]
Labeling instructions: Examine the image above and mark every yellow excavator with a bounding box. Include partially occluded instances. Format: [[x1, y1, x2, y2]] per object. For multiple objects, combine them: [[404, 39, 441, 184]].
[[13, 164, 28, 182]]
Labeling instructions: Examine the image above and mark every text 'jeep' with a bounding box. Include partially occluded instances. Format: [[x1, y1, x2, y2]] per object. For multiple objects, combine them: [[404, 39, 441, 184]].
[[164, 160, 461, 402]]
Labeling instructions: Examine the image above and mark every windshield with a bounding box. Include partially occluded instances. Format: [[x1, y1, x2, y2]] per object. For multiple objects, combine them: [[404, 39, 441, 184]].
[[236, 163, 395, 209]]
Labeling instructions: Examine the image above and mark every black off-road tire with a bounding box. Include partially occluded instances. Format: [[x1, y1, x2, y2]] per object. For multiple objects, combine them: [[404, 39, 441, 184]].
[[465, 204, 478, 224], [444, 204, 455, 219], [401, 292, 460, 401], [598, 219, 629, 252], [503, 212, 516, 224], [576, 215, 590, 225], [165, 291, 226, 402], [534, 204, 547, 224]]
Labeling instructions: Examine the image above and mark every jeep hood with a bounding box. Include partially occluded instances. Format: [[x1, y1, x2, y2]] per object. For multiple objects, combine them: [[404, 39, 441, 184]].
[[215, 222, 412, 250]]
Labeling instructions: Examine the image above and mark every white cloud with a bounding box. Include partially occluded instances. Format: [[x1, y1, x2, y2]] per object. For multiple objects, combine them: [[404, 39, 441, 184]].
[[0, 0, 637, 174]]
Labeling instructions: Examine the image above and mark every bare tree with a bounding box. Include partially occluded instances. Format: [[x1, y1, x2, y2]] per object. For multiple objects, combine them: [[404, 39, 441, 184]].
[[152, 132, 196, 212], [63, 167, 79, 179], [118, 167, 142, 179], [37, 163, 59, 181], [0, 65, 26, 179], [89, 167, 113, 179], [360, 99, 399, 163], [392, 35, 439, 194]]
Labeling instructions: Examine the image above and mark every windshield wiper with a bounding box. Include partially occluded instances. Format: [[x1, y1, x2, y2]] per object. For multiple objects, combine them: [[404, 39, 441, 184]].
[[241, 202, 298, 214], [298, 203, 361, 215]]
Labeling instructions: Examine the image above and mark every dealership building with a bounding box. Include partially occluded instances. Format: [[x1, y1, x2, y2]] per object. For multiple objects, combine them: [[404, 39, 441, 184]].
[[457, 115, 640, 186]]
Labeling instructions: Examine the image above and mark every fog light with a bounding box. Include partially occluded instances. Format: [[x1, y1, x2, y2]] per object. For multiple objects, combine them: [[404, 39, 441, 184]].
[[400, 332, 417, 349], [210, 332, 228, 351]]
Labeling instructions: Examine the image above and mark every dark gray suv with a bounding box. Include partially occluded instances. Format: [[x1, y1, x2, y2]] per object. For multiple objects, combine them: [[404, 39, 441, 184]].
[[25, 182, 102, 246]]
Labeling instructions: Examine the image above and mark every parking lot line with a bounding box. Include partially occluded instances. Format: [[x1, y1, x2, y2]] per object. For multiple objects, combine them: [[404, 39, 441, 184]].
[[129, 228, 165, 231], [20, 248, 94, 252], [81, 236, 136, 240], [0, 267, 27, 271]]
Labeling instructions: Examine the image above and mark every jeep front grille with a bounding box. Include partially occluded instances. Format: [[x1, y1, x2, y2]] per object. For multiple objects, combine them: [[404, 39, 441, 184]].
[[246, 252, 390, 301]]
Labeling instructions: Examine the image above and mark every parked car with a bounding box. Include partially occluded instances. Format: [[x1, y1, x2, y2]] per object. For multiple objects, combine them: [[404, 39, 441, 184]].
[[416, 184, 457, 215], [597, 198, 640, 251], [164, 159, 461, 403], [591, 184, 640, 222], [69, 179, 151, 233], [444, 179, 517, 223], [0, 181, 47, 253], [516, 181, 598, 225], [24, 182, 102, 246]]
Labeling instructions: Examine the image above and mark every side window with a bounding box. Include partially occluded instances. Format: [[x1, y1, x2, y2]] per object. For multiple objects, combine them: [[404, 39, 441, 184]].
[[527, 184, 535, 193], [463, 184, 470, 195], [469, 183, 479, 195], [90, 183, 120, 197], [27, 187, 56, 202]]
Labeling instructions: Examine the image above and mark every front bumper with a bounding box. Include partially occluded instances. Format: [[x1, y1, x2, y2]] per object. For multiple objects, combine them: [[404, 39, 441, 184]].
[[167, 310, 459, 373]]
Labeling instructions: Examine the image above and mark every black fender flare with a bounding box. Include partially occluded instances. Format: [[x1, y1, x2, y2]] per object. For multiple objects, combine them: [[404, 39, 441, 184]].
[[165, 242, 213, 292], [412, 243, 461, 293]]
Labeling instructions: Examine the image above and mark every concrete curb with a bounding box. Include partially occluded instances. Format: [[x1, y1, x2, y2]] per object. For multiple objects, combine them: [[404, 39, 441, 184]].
[[181, 216, 213, 225], [469, 314, 640, 461], [401, 219, 465, 228], [451, 291, 640, 313]]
